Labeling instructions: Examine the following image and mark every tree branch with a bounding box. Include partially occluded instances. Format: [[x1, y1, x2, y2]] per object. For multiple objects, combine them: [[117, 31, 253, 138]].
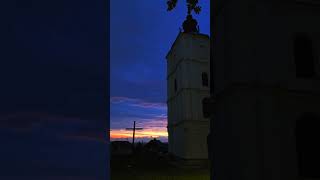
[[167, 0, 201, 14]]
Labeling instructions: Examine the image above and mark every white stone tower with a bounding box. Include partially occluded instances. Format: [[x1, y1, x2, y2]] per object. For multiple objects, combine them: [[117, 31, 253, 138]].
[[210, 1, 320, 180], [166, 30, 210, 162]]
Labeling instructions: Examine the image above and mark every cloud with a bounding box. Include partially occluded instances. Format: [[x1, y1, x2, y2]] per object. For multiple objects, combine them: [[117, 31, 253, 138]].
[[0, 112, 85, 127], [110, 97, 167, 128], [110, 96, 166, 110], [110, 119, 168, 142], [110, 96, 168, 142], [64, 131, 107, 143], [140, 117, 167, 128], [0, 112, 107, 143]]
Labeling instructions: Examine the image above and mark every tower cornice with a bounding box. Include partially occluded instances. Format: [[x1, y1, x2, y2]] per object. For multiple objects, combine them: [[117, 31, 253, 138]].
[[166, 32, 210, 60]]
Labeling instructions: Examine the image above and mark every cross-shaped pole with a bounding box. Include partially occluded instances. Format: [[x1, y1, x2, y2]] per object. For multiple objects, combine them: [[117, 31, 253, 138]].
[[125, 121, 143, 150]]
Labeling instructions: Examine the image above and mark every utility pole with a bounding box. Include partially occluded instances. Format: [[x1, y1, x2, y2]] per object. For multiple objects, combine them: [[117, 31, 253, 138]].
[[125, 121, 143, 150]]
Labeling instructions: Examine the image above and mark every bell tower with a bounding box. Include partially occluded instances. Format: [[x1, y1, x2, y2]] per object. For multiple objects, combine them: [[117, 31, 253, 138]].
[[166, 15, 210, 165], [210, 1, 320, 180]]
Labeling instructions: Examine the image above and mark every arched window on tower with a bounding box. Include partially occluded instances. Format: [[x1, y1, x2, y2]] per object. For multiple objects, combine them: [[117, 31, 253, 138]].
[[295, 113, 320, 178], [202, 72, 208, 87], [294, 33, 315, 78]]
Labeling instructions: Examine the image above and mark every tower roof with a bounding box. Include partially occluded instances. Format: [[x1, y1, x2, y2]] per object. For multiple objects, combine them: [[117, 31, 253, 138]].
[[166, 32, 209, 60]]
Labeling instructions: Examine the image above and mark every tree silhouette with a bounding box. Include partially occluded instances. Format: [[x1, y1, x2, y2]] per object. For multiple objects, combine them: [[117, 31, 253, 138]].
[[167, 0, 201, 15]]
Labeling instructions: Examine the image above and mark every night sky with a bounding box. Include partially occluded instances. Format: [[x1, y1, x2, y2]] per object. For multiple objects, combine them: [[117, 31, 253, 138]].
[[0, 0, 107, 179], [110, 0, 210, 142]]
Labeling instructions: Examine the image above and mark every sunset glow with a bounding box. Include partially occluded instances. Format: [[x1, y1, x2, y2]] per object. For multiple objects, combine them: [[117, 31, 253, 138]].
[[110, 127, 168, 142], [110, 95, 168, 142]]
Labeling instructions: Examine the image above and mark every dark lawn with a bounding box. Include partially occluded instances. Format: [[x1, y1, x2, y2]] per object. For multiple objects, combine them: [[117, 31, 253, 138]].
[[111, 151, 210, 180]]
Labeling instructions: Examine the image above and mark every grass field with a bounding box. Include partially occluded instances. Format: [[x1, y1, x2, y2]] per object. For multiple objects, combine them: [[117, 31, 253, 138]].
[[111, 151, 210, 180], [114, 174, 209, 180]]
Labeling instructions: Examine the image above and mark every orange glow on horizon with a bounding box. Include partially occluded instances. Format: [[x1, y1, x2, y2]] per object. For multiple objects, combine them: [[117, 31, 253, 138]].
[[110, 128, 168, 140]]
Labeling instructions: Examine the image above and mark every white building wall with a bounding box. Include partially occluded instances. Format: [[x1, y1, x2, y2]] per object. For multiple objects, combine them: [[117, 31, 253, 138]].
[[166, 32, 210, 160], [211, 1, 320, 180]]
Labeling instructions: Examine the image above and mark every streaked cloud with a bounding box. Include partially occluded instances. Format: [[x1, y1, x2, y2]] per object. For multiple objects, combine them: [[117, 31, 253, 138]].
[[110, 119, 168, 142], [110, 96, 168, 142], [110, 96, 166, 110], [110, 126, 168, 142], [0, 112, 106, 143]]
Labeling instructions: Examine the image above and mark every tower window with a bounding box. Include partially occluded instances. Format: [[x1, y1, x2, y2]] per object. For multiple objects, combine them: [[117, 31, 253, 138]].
[[296, 113, 320, 178], [202, 72, 208, 87], [294, 33, 315, 78], [174, 79, 177, 92]]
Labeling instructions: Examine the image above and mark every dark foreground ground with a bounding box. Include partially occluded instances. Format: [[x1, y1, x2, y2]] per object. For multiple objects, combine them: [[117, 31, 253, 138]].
[[111, 151, 210, 180]]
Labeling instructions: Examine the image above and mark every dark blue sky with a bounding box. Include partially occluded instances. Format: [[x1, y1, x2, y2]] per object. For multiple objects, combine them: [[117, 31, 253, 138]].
[[110, 0, 210, 141], [0, 0, 107, 179]]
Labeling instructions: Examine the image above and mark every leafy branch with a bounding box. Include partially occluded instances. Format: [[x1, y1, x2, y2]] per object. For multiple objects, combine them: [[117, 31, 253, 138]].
[[167, 0, 201, 14]]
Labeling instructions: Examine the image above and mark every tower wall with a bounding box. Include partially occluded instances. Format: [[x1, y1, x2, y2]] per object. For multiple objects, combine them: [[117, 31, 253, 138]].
[[211, 1, 320, 180], [167, 32, 210, 160]]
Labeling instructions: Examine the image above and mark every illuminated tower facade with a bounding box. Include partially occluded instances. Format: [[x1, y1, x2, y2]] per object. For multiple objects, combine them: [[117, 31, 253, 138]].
[[166, 15, 210, 164]]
